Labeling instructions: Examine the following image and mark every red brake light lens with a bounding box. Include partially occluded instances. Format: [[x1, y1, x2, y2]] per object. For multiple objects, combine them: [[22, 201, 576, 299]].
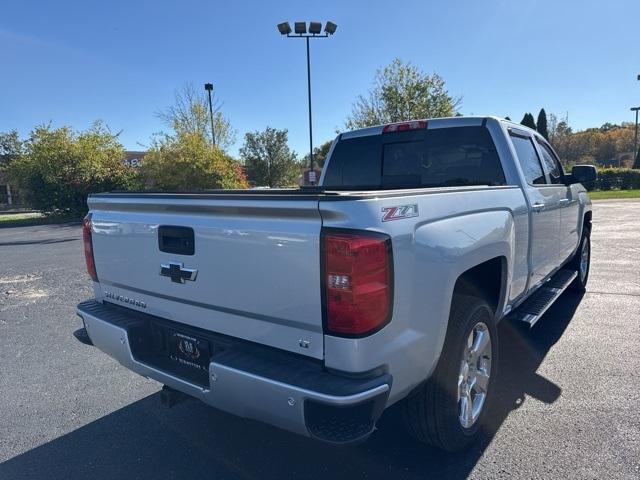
[[322, 230, 393, 336], [382, 120, 427, 133], [82, 215, 98, 282]]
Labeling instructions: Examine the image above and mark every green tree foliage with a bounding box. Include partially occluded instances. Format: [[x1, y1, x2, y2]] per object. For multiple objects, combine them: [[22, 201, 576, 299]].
[[145, 83, 247, 190], [240, 128, 299, 187], [0, 130, 23, 172], [345, 58, 460, 129], [520, 113, 537, 130], [8, 122, 140, 215], [301, 139, 334, 169], [536, 108, 549, 140], [156, 83, 236, 151], [141, 132, 247, 190]]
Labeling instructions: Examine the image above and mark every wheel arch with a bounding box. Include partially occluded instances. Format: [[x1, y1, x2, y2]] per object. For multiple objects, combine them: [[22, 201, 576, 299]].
[[453, 256, 508, 320]]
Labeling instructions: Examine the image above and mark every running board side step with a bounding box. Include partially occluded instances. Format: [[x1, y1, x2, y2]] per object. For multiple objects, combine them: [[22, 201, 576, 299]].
[[508, 269, 577, 328]]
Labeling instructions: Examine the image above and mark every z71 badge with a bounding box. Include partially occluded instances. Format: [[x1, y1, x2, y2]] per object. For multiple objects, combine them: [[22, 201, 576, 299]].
[[381, 204, 419, 222]]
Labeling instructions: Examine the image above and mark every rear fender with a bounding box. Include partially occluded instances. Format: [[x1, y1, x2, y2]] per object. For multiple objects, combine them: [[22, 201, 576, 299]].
[[412, 210, 514, 377]]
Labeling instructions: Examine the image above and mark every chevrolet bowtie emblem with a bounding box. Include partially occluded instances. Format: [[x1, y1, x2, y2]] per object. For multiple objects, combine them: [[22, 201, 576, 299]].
[[160, 262, 198, 283]]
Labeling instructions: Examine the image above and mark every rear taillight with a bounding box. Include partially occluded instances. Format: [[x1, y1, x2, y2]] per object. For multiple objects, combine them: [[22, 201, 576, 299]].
[[82, 214, 98, 282], [322, 229, 393, 336]]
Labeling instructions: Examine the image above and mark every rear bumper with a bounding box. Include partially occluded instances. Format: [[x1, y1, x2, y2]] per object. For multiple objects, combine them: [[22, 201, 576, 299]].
[[76, 300, 391, 444]]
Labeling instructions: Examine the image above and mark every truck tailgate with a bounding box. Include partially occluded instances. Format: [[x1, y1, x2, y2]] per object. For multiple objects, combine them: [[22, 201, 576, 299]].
[[87, 194, 324, 359]]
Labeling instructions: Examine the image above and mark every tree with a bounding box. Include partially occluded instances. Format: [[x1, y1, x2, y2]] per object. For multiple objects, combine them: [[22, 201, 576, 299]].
[[8, 122, 140, 215], [240, 128, 299, 187], [302, 139, 334, 169], [141, 132, 247, 190], [0, 130, 22, 172], [345, 58, 460, 129], [520, 113, 537, 130], [536, 108, 549, 140], [156, 83, 236, 150]]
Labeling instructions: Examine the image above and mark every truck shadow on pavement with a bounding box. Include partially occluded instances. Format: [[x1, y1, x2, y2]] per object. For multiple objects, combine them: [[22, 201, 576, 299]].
[[0, 291, 584, 480]]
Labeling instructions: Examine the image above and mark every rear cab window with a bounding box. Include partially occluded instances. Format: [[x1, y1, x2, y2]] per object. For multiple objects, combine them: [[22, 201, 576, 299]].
[[322, 126, 506, 189]]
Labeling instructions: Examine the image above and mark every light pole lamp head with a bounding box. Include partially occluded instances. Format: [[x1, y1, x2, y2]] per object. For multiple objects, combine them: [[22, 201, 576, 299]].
[[294, 22, 307, 34], [204, 83, 213, 91], [324, 21, 337, 35], [308, 22, 322, 35], [277, 22, 292, 35]]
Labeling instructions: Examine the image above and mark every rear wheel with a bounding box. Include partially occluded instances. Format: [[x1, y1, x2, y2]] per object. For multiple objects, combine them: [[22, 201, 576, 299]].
[[402, 294, 498, 451], [569, 232, 590, 292]]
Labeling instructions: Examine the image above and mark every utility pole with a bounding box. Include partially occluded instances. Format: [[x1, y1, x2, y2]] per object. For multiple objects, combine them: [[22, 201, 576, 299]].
[[204, 83, 216, 147]]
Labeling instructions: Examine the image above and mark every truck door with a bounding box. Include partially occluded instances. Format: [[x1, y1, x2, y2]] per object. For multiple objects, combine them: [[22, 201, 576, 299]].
[[536, 138, 581, 265], [509, 130, 562, 288]]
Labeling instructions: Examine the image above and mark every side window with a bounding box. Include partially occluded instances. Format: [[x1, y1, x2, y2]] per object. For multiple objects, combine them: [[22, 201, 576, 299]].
[[536, 139, 563, 184], [510, 134, 546, 185], [323, 135, 382, 187]]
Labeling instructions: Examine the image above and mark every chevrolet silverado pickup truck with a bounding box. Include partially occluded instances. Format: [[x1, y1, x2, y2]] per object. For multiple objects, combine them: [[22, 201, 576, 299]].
[[75, 116, 597, 451]]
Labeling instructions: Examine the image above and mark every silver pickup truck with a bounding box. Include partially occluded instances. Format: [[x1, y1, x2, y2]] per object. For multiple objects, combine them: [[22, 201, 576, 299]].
[[75, 116, 596, 451]]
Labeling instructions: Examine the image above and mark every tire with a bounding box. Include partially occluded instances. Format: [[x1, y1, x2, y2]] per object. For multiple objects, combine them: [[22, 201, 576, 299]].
[[402, 294, 498, 452], [569, 232, 590, 292]]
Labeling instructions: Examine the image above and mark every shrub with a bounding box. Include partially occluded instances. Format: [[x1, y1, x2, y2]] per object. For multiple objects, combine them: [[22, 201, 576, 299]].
[[141, 132, 247, 190], [584, 168, 640, 191], [8, 123, 141, 216]]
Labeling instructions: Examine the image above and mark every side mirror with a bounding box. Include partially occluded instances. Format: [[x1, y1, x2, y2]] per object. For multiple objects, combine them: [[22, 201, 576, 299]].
[[569, 165, 597, 185]]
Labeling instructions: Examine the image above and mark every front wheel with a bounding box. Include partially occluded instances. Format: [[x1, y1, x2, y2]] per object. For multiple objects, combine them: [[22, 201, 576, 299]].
[[402, 294, 498, 451]]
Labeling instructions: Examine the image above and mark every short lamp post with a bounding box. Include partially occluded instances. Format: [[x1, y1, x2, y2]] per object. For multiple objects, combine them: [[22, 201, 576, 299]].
[[204, 83, 216, 147], [277, 21, 337, 185]]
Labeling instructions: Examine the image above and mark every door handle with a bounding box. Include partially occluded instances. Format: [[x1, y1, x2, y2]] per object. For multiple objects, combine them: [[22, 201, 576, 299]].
[[158, 226, 195, 255], [559, 198, 570, 205], [532, 202, 545, 212]]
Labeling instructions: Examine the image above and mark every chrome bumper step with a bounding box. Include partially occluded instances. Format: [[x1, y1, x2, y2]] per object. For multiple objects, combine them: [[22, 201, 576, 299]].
[[508, 269, 577, 328]]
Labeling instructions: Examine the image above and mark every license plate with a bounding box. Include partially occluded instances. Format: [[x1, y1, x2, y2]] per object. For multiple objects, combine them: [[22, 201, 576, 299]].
[[168, 330, 210, 372]]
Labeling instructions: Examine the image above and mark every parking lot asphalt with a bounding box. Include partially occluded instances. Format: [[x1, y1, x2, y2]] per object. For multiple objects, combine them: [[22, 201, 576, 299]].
[[0, 201, 639, 480]]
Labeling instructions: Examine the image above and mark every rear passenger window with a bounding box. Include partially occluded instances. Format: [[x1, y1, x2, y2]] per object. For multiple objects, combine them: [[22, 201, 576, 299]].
[[536, 140, 563, 184], [323, 126, 505, 189], [382, 127, 505, 187], [510, 135, 546, 185]]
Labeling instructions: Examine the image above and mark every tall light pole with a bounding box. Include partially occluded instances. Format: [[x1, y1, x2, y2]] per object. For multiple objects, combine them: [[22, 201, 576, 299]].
[[634, 74, 640, 166], [277, 21, 337, 185], [632, 107, 640, 162], [204, 83, 216, 146]]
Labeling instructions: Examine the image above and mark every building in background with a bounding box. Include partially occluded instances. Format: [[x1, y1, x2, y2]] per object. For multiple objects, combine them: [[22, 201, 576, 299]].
[[123, 151, 146, 168]]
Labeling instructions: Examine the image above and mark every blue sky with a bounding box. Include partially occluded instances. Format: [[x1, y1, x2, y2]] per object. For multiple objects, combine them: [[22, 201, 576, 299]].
[[1, 0, 639, 157]]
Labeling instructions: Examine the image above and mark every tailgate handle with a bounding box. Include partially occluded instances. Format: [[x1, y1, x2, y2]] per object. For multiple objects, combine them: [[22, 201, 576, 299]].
[[158, 226, 195, 255]]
